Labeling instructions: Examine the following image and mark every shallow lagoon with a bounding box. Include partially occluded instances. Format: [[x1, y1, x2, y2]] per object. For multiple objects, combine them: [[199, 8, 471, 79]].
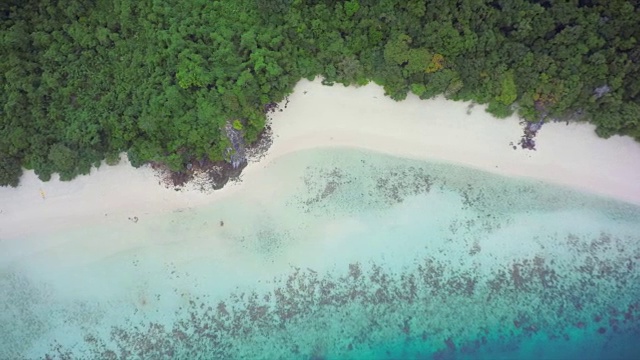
[[2, 148, 639, 359]]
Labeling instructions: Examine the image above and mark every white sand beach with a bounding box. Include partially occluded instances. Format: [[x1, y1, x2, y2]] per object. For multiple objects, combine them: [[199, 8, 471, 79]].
[[1, 78, 640, 240]]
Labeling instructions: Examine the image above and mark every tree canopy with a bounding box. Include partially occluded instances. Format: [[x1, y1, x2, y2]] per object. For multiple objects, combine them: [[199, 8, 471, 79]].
[[2, 0, 639, 186]]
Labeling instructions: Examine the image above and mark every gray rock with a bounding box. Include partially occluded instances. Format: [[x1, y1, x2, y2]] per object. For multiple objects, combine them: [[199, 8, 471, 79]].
[[223, 121, 247, 169], [594, 85, 611, 99]]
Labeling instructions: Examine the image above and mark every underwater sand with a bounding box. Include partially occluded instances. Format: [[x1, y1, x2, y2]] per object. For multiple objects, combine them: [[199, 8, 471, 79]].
[[2, 148, 639, 359]]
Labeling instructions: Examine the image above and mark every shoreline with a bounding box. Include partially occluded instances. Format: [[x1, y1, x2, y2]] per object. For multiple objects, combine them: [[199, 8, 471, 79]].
[[1, 79, 640, 239], [262, 80, 640, 205]]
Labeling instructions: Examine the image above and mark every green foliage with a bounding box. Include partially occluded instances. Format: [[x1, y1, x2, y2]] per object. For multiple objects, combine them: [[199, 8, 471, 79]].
[[384, 35, 411, 67], [344, 1, 360, 18], [487, 101, 515, 119], [0, 157, 22, 187], [176, 52, 210, 89], [47, 144, 79, 181], [2, 0, 640, 186], [496, 71, 518, 106], [410, 83, 426, 97], [232, 120, 244, 131], [105, 153, 121, 166]]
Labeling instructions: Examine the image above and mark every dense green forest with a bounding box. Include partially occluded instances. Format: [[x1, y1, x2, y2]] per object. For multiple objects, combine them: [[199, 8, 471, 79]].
[[2, 0, 639, 186]]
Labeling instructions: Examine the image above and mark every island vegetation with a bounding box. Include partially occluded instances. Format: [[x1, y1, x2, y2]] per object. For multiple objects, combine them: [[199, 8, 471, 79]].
[[1, 0, 639, 186]]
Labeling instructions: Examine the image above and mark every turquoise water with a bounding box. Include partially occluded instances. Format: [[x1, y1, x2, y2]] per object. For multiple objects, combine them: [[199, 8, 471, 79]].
[[1, 148, 639, 359]]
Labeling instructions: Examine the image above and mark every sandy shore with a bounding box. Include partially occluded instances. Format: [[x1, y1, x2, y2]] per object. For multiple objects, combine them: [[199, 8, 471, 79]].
[[1, 79, 640, 239]]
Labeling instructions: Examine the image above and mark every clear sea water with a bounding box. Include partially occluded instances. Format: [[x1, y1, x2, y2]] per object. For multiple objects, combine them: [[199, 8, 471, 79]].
[[1, 148, 639, 359]]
